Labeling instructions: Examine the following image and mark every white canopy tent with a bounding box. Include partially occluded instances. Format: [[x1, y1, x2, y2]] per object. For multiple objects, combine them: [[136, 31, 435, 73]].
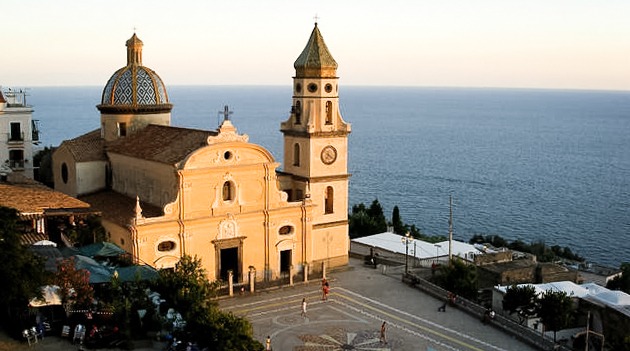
[[29, 285, 62, 307]]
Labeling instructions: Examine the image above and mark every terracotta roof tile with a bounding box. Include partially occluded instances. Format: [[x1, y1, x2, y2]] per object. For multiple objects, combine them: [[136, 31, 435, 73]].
[[80, 191, 163, 227], [107, 124, 215, 165], [59, 129, 107, 162], [0, 175, 91, 216]]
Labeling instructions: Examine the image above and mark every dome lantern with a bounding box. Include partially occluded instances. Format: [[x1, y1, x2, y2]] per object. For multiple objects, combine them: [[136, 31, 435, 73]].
[[126, 33, 143, 66]]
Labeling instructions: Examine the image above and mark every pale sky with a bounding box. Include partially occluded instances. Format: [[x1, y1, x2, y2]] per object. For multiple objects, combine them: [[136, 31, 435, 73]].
[[2, 0, 629, 90]]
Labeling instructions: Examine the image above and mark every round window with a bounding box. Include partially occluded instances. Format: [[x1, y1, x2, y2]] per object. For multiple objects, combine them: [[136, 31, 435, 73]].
[[307, 83, 318, 93], [61, 163, 68, 184], [279, 225, 294, 235], [158, 241, 176, 252], [325, 84, 333, 93], [224, 151, 233, 160]]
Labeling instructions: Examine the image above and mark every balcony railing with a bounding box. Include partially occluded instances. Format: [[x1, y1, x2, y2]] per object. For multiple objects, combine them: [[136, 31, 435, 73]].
[[9, 160, 25, 169], [32, 120, 40, 144], [7, 132, 25, 143]]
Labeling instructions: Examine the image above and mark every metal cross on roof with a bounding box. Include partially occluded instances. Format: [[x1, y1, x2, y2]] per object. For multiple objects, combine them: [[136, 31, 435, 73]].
[[220, 105, 233, 121]]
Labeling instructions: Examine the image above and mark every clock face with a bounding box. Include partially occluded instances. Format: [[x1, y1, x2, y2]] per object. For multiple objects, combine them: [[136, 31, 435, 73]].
[[321, 145, 337, 165]]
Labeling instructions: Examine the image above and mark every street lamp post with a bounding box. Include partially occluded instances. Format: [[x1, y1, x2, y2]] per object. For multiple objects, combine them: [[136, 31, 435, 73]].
[[401, 232, 414, 274]]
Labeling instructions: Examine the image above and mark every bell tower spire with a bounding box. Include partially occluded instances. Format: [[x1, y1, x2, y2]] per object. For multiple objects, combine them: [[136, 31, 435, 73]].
[[280, 23, 351, 268]]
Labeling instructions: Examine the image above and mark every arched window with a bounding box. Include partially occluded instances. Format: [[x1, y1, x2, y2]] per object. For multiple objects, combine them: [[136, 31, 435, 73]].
[[222, 181, 235, 201], [61, 163, 69, 184], [293, 143, 300, 166], [294, 101, 302, 124], [325, 101, 333, 125], [325, 186, 334, 214]]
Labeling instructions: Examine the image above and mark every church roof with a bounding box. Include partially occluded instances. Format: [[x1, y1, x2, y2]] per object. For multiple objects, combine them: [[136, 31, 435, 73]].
[[58, 129, 107, 162], [294, 23, 338, 77], [80, 190, 163, 227], [97, 33, 172, 114], [107, 124, 216, 165], [0, 89, 6, 103]]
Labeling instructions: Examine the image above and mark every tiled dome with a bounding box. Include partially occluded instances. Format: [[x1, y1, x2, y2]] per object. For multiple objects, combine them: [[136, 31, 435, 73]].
[[97, 34, 172, 114]]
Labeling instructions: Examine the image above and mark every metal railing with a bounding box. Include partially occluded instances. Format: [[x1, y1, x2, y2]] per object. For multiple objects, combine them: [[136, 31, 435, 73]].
[[9, 160, 25, 169], [7, 132, 25, 143]]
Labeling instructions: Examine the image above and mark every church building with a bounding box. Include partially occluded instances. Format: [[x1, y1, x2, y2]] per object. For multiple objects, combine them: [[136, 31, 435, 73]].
[[52, 24, 351, 283]]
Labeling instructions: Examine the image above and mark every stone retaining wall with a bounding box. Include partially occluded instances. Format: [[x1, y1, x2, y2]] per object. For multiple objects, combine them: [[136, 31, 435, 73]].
[[403, 272, 572, 351]]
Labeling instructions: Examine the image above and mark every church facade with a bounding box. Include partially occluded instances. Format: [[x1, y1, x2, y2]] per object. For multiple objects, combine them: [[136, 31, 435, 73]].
[[52, 24, 351, 283]]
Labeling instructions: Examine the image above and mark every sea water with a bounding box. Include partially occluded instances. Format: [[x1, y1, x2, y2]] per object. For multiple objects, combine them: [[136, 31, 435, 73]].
[[27, 86, 630, 267]]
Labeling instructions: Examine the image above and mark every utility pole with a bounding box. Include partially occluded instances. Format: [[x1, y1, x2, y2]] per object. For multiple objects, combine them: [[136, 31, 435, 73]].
[[448, 195, 453, 262]]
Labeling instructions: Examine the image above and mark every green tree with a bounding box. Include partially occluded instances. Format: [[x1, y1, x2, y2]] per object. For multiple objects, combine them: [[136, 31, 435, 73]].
[[391, 206, 404, 234], [0, 207, 47, 333], [155, 255, 216, 316], [349, 204, 374, 238], [99, 272, 154, 347], [33, 146, 54, 187], [536, 289, 574, 342], [367, 199, 388, 233], [153, 255, 262, 350], [607, 262, 630, 294], [502, 285, 537, 325], [432, 258, 478, 300], [187, 307, 262, 350], [348, 200, 387, 238]]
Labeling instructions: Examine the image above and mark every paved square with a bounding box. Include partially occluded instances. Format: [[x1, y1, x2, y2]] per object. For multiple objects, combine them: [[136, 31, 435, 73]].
[[220, 260, 538, 351]]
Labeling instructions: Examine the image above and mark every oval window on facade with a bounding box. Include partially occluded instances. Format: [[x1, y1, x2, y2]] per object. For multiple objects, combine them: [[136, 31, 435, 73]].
[[307, 83, 318, 93], [325, 83, 333, 93], [279, 225, 294, 235], [295, 83, 302, 93], [224, 151, 233, 160], [158, 240, 176, 252]]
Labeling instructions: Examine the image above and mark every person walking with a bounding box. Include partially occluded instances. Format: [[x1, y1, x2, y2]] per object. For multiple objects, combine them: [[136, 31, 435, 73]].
[[301, 298, 307, 317], [322, 281, 330, 301], [265, 335, 271, 351], [379, 321, 387, 344]]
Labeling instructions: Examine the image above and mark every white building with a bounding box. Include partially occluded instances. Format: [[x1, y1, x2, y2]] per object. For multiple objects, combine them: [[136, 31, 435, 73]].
[[493, 280, 630, 343], [350, 232, 482, 267], [0, 88, 40, 179]]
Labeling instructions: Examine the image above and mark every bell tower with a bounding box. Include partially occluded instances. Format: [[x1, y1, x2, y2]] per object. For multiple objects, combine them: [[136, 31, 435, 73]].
[[280, 22, 351, 268]]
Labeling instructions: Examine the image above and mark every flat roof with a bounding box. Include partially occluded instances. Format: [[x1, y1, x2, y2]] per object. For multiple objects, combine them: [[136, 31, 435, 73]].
[[351, 232, 482, 260]]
